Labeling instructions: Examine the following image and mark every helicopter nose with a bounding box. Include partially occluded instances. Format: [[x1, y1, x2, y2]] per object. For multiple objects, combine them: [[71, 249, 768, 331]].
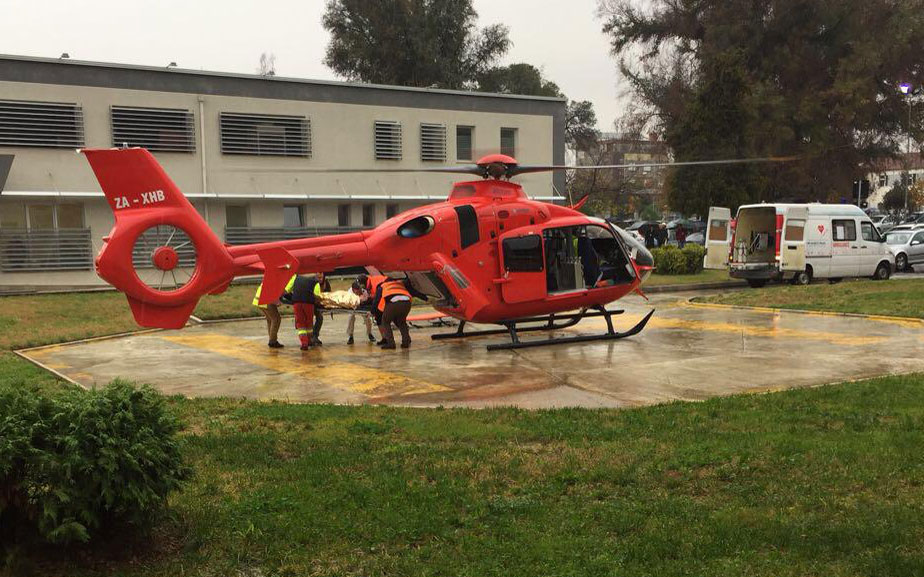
[[635, 245, 654, 283]]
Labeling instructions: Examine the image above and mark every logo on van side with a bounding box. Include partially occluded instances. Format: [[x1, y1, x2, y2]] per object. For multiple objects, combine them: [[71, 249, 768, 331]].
[[817, 225, 825, 234]]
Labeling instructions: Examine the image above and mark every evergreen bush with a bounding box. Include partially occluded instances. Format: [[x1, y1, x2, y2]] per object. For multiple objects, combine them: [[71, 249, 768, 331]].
[[681, 244, 707, 274], [0, 381, 188, 547], [651, 244, 707, 275]]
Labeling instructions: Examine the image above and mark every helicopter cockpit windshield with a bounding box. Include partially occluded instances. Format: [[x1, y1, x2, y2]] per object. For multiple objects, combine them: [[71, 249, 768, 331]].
[[544, 224, 636, 294]]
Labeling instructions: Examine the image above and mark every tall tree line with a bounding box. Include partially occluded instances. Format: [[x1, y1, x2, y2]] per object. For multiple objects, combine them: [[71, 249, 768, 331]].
[[600, 0, 924, 216], [323, 0, 600, 156]]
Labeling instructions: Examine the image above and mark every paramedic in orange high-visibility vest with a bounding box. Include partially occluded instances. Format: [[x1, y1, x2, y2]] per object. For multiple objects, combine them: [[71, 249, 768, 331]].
[[359, 274, 413, 350], [280, 274, 323, 350]]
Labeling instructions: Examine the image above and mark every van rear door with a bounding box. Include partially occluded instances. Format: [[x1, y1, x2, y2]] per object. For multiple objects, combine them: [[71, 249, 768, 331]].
[[781, 207, 808, 272], [704, 207, 731, 269]]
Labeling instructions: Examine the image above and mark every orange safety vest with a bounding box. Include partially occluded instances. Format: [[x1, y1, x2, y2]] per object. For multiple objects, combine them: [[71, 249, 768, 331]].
[[369, 276, 411, 312]]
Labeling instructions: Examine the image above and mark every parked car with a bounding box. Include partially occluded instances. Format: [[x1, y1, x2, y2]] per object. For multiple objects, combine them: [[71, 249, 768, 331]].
[[704, 203, 894, 287], [871, 214, 899, 234], [886, 228, 924, 271]]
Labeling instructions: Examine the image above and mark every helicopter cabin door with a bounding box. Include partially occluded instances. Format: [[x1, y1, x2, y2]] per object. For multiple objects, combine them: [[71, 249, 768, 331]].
[[497, 231, 546, 304], [704, 206, 732, 270]]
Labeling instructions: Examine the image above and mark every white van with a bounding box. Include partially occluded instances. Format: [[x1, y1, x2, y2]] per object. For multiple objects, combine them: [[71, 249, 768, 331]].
[[704, 203, 894, 287]]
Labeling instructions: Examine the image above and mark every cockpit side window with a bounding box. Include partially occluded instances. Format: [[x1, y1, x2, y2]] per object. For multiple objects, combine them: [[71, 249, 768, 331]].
[[454, 205, 479, 249], [397, 216, 434, 238]]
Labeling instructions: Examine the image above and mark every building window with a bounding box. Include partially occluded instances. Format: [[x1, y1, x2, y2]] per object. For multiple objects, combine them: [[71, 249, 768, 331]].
[[56, 204, 84, 228], [456, 126, 473, 161], [374, 120, 402, 160], [226, 205, 249, 228], [338, 204, 351, 227], [386, 203, 400, 219], [879, 173, 888, 187], [362, 204, 375, 227], [220, 112, 311, 157], [28, 205, 55, 230], [0, 204, 26, 228], [420, 123, 446, 162], [283, 205, 304, 228], [0, 202, 91, 272], [500, 127, 517, 157], [111, 106, 195, 152], [0, 99, 84, 148], [0, 203, 83, 229]]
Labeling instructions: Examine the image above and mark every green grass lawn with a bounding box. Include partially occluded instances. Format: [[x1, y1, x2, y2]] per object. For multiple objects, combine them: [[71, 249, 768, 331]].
[[0, 280, 360, 350], [698, 278, 924, 319], [644, 268, 736, 287], [11, 373, 924, 577], [3, 289, 924, 576]]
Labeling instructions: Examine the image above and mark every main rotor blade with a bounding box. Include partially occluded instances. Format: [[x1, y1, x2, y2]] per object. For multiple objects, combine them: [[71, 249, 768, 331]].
[[230, 165, 483, 175], [509, 155, 800, 177]]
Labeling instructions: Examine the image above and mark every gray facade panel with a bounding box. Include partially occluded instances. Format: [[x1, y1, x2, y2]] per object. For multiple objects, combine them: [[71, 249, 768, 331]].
[[0, 56, 565, 119]]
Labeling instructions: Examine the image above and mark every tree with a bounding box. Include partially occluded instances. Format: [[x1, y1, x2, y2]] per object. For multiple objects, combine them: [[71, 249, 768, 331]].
[[474, 62, 601, 157], [477, 63, 561, 96], [322, 0, 509, 89], [880, 177, 924, 212], [600, 0, 924, 214], [566, 100, 600, 153]]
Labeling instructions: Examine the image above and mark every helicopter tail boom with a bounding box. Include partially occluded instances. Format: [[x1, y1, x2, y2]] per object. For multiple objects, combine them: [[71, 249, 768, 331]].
[[83, 148, 235, 329]]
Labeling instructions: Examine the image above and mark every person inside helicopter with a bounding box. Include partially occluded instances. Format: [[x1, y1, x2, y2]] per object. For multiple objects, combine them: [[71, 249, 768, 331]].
[[544, 224, 634, 293]]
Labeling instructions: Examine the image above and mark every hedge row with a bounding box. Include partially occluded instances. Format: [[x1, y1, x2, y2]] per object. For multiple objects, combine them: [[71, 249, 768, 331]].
[[0, 381, 188, 547], [650, 244, 707, 275]]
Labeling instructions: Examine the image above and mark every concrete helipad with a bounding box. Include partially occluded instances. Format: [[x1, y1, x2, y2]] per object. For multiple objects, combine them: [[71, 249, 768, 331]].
[[20, 292, 924, 408]]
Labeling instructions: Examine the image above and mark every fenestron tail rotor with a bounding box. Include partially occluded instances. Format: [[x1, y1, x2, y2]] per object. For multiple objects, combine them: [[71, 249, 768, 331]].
[[131, 224, 198, 294]]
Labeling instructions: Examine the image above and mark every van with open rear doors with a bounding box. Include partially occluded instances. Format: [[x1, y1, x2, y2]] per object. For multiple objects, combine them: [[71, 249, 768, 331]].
[[704, 203, 894, 287]]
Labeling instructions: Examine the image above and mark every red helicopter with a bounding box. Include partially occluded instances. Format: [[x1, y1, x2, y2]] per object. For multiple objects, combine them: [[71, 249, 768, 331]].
[[81, 148, 782, 350]]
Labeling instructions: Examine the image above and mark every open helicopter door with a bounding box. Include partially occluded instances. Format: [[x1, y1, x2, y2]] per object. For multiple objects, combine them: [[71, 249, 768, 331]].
[[497, 230, 547, 304], [780, 206, 808, 274], [704, 206, 732, 270]]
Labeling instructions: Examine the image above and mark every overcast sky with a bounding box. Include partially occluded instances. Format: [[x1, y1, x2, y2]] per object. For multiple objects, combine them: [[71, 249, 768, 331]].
[[0, 0, 628, 130]]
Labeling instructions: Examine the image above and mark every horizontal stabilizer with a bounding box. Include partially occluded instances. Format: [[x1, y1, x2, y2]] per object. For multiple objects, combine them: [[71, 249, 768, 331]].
[[127, 297, 197, 330], [257, 247, 299, 305]]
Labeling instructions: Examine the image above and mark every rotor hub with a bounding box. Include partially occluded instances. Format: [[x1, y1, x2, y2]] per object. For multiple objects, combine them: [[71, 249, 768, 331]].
[[152, 246, 179, 271]]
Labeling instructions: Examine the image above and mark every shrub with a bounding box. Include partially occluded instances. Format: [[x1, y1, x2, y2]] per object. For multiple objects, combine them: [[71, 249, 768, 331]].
[[651, 244, 707, 275], [0, 381, 188, 547], [651, 245, 687, 274], [681, 243, 706, 274]]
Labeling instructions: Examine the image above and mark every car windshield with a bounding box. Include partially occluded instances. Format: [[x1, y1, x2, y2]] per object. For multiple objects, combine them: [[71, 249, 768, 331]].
[[885, 232, 911, 245]]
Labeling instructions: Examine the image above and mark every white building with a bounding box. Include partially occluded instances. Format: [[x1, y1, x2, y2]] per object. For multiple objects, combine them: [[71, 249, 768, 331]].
[[0, 54, 566, 289], [864, 153, 924, 209]]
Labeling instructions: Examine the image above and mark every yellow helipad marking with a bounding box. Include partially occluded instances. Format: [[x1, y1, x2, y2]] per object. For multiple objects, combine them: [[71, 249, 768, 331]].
[[588, 313, 885, 346], [161, 333, 448, 397]]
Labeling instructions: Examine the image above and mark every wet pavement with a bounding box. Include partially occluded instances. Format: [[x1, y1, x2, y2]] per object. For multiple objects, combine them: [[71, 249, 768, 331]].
[[21, 291, 924, 409]]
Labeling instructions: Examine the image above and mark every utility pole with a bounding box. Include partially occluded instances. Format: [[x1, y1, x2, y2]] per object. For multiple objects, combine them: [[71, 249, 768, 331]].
[[900, 83, 914, 212], [907, 96, 912, 211]]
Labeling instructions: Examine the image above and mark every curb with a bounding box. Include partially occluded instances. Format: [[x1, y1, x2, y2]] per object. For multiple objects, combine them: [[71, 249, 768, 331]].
[[14, 327, 164, 354], [686, 299, 924, 325], [645, 280, 747, 293], [12, 350, 86, 389]]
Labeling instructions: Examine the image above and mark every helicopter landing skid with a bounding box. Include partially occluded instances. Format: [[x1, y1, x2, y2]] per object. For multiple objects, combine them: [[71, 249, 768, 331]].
[[430, 306, 655, 351]]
